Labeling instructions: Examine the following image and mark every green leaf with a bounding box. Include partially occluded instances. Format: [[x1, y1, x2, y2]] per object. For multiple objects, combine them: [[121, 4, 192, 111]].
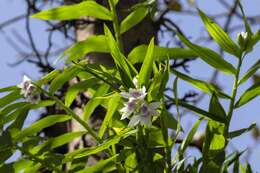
[[14, 114, 71, 141], [0, 150, 14, 166], [120, 6, 148, 34], [180, 118, 202, 152], [148, 61, 169, 101], [235, 83, 260, 108], [31, 131, 86, 154], [83, 84, 110, 121], [77, 154, 118, 173], [169, 98, 226, 123], [0, 86, 18, 93], [208, 94, 226, 119], [104, 25, 135, 88], [0, 102, 28, 116], [99, 93, 121, 138], [65, 78, 96, 107], [173, 70, 230, 99], [201, 94, 226, 173], [239, 60, 260, 85], [32, 1, 112, 21], [63, 35, 109, 62], [138, 38, 155, 87], [49, 66, 81, 94], [198, 9, 241, 57], [37, 69, 61, 86], [221, 151, 245, 173], [176, 32, 236, 75], [64, 130, 136, 162], [128, 45, 196, 64], [0, 90, 22, 108], [0, 131, 12, 152], [163, 111, 178, 130], [229, 122, 256, 139]]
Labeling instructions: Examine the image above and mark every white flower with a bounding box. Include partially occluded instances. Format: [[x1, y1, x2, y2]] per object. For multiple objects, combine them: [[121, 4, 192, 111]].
[[128, 102, 160, 127], [17, 75, 40, 104], [120, 86, 146, 101], [17, 75, 33, 97], [120, 99, 138, 120]]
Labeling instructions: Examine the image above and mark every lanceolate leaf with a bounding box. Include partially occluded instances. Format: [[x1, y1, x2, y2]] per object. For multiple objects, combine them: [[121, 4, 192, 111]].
[[83, 84, 110, 121], [120, 6, 148, 34], [169, 98, 226, 123], [239, 60, 260, 85], [229, 122, 256, 139], [99, 93, 121, 138], [201, 94, 226, 173], [63, 130, 136, 162], [63, 35, 109, 62], [180, 118, 202, 152], [198, 9, 241, 57], [128, 45, 196, 64], [37, 69, 61, 86], [65, 78, 96, 107], [235, 83, 260, 108], [138, 38, 155, 87], [30, 131, 87, 154], [0, 90, 22, 108], [32, 1, 112, 21], [176, 32, 236, 75], [49, 66, 81, 94], [0, 86, 18, 93], [15, 115, 71, 141], [104, 25, 135, 88], [173, 70, 230, 99], [77, 154, 118, 173]]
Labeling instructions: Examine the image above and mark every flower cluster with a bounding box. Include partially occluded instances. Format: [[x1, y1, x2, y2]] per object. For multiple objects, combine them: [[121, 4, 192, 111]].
[[120, 77, 160, 127], [17, 75, 40, 104]]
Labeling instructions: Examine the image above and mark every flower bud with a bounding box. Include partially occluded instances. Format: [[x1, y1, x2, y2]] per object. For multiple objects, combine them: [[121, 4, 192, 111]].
[[237, 31, 250, 51]]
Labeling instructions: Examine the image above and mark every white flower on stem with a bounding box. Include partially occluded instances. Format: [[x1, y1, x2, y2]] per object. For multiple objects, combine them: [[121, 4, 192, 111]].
[[17, 75, 40, 104], [120, 99, 138, 120], [128, 102, 160, 127], [240, 32, 248, 40], [17, 75, 33, 97], [120, 86, 146, 101]]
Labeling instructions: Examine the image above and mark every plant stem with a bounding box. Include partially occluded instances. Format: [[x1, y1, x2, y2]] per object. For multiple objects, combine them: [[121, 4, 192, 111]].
[[35, 85, 102, 144], [225, 55, 243, 142], [108, 0, 124, 52]]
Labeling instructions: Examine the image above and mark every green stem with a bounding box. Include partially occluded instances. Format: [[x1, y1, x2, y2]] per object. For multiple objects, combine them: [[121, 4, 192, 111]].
[[35, 85, 102, 144], [160, 108, 172, 172], [108, 0, 124, 52], [225, 55, 243, 142]]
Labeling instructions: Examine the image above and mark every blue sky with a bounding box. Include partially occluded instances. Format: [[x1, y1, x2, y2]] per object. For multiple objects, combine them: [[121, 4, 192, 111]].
[[1, 0, 260, 171]]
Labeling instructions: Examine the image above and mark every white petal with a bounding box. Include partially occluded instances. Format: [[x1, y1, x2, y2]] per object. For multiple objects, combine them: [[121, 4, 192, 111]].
[[120, 92, 130, 98], [149, 102, 160, 109], [140, 116, 152, 127], [133, 77, 138, 88], [120, 107, 127, 113], [141, 86, 146, 94], [23, 75, 31, 82], [121, 110, 132, 120], [128, 116, 140, 127]]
